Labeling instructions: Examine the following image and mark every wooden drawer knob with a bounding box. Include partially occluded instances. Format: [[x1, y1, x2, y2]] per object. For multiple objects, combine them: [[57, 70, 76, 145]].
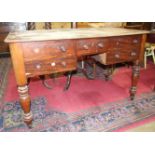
[[115, 54, 120, 58], [59, 46, 66, 52], [83, 44, 89, 50], [61, 61, 67, 67], [97, 43, 104, 48], [131, 51, 137, 56], [51, 62, 56, 67], [133, 39, 138, 43], [116, 41, 119, 45], [36, 64, 41, 69], [33, 48, 40, 53]]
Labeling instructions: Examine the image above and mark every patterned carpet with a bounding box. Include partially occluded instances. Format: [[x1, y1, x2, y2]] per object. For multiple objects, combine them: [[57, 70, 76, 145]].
[[0, 57, 11, 131], [0, 57, 11, 103], [1, 92, 155, 132], [0, 57, 155, 132]]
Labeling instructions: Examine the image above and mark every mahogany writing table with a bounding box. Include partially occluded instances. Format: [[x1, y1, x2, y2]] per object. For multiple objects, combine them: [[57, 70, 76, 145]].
[[5, 28, 149, 127]]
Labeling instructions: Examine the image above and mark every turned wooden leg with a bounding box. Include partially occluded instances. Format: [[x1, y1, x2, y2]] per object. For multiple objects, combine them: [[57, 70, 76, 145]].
[[130, 60, 140, 100], [18, 85, 33, 128], [9, 43, 33, 128]]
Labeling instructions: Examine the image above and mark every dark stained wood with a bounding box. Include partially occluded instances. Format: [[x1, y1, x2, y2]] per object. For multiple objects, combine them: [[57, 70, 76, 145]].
[[109, 35, 141, 49], [0, 42, 9, 51], [25, 56, 77, 77], [92, 35, 141, 65], [147, 33, 155, 43], [139, 34, 147, 66], [76, 38, 97, 57], [0, 22, 27, 53], [22, 40, 75, 61]]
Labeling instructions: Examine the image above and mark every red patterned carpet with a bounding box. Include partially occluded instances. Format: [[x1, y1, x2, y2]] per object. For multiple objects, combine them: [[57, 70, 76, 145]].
[[1, 59, 155, 131]]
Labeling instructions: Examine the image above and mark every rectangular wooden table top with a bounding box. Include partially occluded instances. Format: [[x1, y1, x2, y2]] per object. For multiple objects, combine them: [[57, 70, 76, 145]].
[[5, 28, 150, 43]]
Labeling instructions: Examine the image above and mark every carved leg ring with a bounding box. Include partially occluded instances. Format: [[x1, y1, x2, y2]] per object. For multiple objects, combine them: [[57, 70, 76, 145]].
[[130, 63, 140, 100], [18, 85, 33, 128]]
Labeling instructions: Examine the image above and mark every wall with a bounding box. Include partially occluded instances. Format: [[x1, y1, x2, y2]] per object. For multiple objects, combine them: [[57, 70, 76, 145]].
[[77, 22, 125, 28], [35, 22, 71, 29], [34, 22, 125, 29]]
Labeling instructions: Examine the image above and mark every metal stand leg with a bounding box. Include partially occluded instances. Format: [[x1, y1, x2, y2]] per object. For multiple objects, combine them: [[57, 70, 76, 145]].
[[40, 75, 53, 89], [64, 72, 72, 91], [40, 73, 72, 91]]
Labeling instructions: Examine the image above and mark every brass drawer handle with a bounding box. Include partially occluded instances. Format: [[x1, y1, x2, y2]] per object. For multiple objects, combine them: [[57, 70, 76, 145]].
[[97, 43, 104, 48], [83, 44, 89, 50], [115, 54, 120, 58], [133, 39, 138, 43], [59, 46, 67, 52]]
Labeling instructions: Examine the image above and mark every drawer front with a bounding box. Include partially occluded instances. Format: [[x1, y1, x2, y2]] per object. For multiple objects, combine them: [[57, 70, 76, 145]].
[[106, 49, 139, 64], [0, 33, 8, 42], [76, 35, 141, 57], [103, 35, 141, 65], [95, 38, 110, 53], [0, 42, 9, 52], [76, 39, 96, 56], [25, 56, 77, 77], [109, 35, 141, 50], [23, 40, 75, 61]]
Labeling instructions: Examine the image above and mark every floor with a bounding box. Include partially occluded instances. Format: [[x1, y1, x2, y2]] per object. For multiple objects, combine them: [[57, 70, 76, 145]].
[[128, 121, 155, 132], [1, 57, 155, 131]]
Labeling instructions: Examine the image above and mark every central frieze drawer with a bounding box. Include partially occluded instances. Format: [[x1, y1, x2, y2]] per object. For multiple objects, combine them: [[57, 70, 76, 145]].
[[25, 56, 77, 77], [76, 39, 96, 56], [22, 40, 75, 61], [76, 38, 111, 56], [95, 38, 110, 53]]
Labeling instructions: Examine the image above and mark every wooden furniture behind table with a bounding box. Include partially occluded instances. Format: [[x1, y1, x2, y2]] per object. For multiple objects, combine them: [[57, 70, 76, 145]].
[[147, 31, 155, 43], [5, 28, 149, 127], [0, 22, 27, 55]]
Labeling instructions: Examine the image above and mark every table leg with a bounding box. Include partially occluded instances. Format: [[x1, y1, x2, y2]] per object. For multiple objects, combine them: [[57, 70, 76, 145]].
[[18, 84, 32, 128], [130, 60, 140, 100], [9, 43, 33, 127]]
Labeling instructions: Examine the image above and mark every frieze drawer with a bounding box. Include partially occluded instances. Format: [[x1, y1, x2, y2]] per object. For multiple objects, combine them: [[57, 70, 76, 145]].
[[104, 49, 139, 64], [109, 35, 141, 50], [22, 40, 75, 61], [25, 56, 77, 77], [95, 38, 110, 53], [76, 38, 96, 56]]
